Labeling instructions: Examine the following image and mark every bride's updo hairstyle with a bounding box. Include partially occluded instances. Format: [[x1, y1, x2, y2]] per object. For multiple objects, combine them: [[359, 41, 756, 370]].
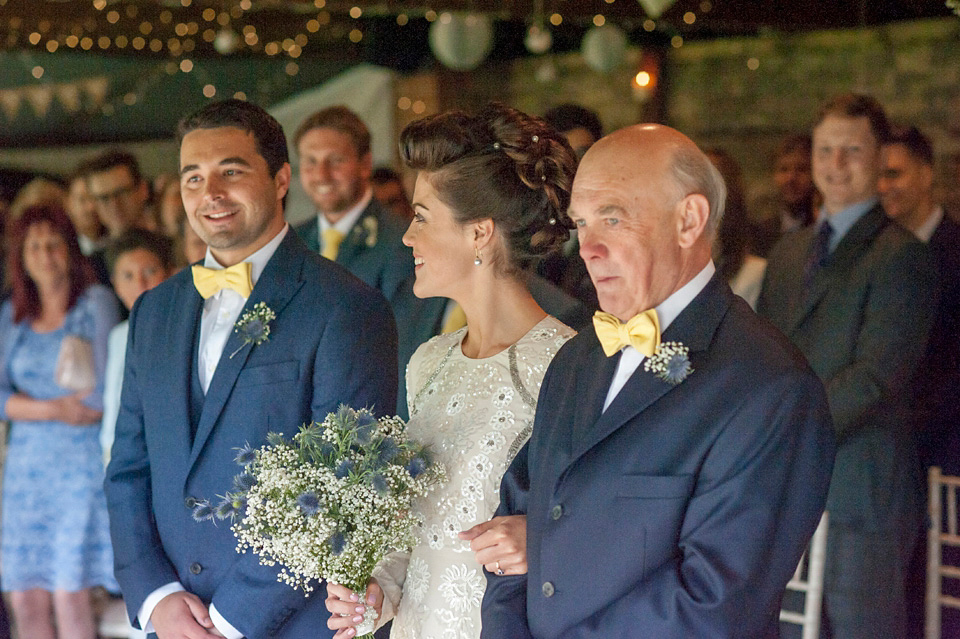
[[400, 102, 577, 276]]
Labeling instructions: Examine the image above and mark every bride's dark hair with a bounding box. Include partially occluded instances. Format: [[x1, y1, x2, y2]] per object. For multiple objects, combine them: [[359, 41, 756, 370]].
[[399, 102, 576, 276]]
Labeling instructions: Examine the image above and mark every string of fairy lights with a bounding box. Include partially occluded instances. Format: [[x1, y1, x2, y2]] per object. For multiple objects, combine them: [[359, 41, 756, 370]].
[[0, 0, 722, 123]]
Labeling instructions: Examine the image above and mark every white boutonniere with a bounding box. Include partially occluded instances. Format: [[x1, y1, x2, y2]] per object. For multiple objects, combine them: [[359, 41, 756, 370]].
[[643, 341, 693, 385], [362, 216, 378, 248], [230, 302, 276, 358]]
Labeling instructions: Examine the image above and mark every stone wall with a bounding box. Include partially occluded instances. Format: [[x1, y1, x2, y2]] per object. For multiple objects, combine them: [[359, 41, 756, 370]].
[[485, 17, 960, 213]]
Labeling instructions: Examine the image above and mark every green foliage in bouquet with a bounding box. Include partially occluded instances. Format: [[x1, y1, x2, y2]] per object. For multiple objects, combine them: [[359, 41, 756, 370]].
[[206, 405, 445, 597]]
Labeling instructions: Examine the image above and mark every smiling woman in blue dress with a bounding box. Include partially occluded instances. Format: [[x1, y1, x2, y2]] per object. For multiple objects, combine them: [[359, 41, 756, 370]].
[[0, 204, 119, 639]]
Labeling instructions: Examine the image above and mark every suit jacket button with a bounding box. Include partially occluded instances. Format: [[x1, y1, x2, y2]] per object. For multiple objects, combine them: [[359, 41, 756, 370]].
[[189, 562, 202, 575], [185, 497, 197, 509], [542, 582, 555, 598], [551, 504, 563, 520]]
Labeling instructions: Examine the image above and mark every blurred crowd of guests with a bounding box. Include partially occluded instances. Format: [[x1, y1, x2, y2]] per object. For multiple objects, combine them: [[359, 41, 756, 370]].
[[0, 92, 955, 639]]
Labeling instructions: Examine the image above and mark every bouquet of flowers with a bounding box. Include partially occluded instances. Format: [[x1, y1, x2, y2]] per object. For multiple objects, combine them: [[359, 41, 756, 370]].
[[198, 405, 445, 636]]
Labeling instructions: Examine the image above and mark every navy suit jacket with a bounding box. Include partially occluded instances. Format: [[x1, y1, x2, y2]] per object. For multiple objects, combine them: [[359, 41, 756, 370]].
[[293, 198, 414, 306], [104, 231, 398, 638], [482, 274, 835, 639]]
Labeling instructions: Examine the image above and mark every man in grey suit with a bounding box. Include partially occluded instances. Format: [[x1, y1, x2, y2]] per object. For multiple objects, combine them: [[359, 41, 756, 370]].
[[758, 94, 937, 639]]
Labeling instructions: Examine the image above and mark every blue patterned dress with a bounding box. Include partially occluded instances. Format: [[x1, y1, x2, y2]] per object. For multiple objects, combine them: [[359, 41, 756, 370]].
[[0, 285, 120, 592]]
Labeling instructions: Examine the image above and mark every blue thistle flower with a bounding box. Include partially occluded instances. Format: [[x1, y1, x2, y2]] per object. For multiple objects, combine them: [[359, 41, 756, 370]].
[[370, 473, 389, 495], [328, 531, 347, 555], [334, 459, 356, 479], [215, 494, 245, 521], [191, 499, 215, 523], [662, 353, 692, 385], [375, 437, 399, 465], [407, 456, 427, 479], [354, 414, 376, 446], [233, 472, 256, 492], [233, 443, 256, 467], [296, 491, 321, 516], [238, 319, 266, 341]]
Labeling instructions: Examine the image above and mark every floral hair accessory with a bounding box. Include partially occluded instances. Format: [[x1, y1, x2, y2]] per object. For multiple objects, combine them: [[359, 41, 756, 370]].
[[230, 302, 276, 359], [643, 341, 693, 385]]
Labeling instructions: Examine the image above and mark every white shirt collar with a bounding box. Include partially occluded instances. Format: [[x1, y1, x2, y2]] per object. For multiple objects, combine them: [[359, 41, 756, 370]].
[[203, 223, 289, 294], [653, 260, 716, 335], [914, 205, 944, 243], [317, 188, 373, 235]]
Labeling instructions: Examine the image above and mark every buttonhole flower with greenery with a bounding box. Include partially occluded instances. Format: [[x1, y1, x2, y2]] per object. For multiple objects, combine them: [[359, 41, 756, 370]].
[[230, 302, 276, 358], [361, 216, 378, 248], [202, 405, 446, 639], [643, 341, 693, 385]]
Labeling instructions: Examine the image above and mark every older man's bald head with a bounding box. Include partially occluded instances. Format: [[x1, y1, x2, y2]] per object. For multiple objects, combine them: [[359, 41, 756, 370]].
[[581, 124, 727, 238], [569, 124, 723, 318]]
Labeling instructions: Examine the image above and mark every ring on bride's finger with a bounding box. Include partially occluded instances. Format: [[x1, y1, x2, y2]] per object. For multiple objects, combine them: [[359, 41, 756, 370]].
[[495, 561, 505, 576]]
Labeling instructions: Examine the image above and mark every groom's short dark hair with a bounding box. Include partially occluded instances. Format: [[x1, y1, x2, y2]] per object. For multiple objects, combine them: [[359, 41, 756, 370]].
[[177, 99, 289, 177]]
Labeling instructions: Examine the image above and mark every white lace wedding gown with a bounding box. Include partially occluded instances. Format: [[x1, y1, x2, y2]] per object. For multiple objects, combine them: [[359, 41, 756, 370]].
[[373, 315, 574, 639]]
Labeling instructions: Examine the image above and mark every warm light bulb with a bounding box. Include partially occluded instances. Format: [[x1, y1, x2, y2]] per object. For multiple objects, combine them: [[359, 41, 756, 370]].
[[635, 71, 651, 87]]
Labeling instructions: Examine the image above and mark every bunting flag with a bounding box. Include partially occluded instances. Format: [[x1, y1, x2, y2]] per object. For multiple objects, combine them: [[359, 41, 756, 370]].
[[25, 84, 54, 118], [0, 90, 21, 120], [0, 76, 111, 121], [55, 83, 82, 114]]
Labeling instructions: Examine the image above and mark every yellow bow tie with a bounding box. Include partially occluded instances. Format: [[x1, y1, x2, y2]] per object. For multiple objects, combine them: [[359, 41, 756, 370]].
[[593, 309, 661, 357], [321, 228, 345, 261], [191, 262, 254, 299]]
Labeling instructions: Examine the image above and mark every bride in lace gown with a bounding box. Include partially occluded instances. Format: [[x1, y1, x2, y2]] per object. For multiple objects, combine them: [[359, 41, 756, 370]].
[[325, 103, 578, 639]]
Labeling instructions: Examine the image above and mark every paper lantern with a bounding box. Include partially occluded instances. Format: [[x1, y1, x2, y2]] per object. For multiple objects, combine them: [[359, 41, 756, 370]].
[[428, 13, 494, 71], [581, 25, 628, 73], [525, 23, 552, 55], [637, 0, 679, 19]]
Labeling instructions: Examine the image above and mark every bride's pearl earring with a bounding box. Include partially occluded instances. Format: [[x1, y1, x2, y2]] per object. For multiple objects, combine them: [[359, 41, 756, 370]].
[[474, 247, 482, 266]]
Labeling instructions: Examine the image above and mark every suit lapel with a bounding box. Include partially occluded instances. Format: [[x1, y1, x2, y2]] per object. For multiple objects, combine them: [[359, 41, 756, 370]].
[[337, 202, 378, 265], [170, 278, 204, 454], [785, 205, 888, 335], [188, 233, 307, 468], [566, 275, 731, 467]]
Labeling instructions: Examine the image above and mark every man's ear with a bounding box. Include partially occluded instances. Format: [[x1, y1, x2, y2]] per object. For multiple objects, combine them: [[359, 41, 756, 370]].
[[274, 163, 292, 200], [677, 193, 710, 249]]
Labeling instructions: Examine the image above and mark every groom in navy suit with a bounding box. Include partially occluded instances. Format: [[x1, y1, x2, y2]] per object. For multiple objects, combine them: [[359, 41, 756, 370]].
[[104, 100, 397, 638], [481, 124, 835, 638]]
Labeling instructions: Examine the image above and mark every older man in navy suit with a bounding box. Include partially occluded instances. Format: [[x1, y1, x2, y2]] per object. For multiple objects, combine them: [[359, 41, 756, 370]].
[[480, 124, 835, 638], [104, 100, 397, 638]]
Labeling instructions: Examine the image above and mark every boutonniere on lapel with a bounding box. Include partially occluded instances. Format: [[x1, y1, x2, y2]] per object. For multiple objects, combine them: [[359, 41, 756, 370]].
[[643, 341, 693, 385], [230, 302, 276, 359], [357, 216, 378, 248]]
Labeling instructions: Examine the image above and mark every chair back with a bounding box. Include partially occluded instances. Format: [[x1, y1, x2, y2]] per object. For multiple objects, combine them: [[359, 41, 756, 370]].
[[926, 466, 960, 639], [779, 511, 829, 639]]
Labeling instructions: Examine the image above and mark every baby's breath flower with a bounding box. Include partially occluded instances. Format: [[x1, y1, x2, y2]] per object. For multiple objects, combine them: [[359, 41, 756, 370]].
[[643, 341, 693, 385]]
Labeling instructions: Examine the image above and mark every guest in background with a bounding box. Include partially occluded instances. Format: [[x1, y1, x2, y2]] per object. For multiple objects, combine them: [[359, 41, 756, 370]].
[[100, 229, 174, 465], [705, 148, 767, 309], [155, 175, 186, 239], [65, 168, 106, 257], [750, 134, 818, 257], [371, 166, 414, 221], [538, 103, 601, 310], [543, 103, 603, 159], [81, 149, 154, 239], [7, 177, 67, 222], [292, 106, 414, 306], [879, 125, 960, 639], [0, 204, 120, 639], [175, 215, 207, 267], [758, 94, 937, 639]]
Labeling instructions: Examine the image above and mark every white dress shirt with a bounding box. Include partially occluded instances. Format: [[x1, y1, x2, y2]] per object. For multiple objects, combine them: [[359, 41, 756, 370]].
[[138, 224, 289, 639], [602, 261, 716, 412], [914, 205, 944, 244]]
